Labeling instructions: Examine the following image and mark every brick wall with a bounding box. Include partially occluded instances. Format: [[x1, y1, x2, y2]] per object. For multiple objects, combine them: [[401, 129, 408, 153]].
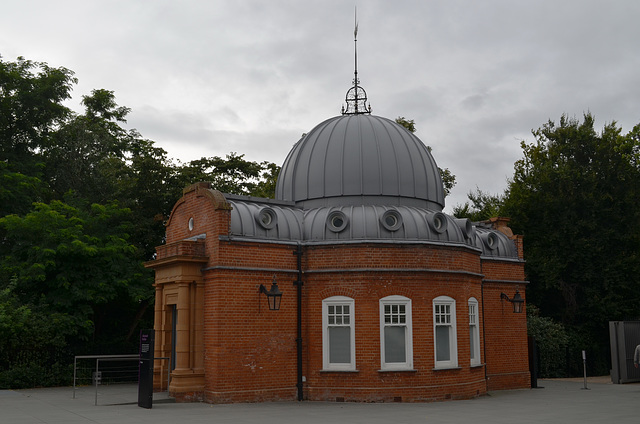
[[482, 280, 530, 390], [199, 238, 528, 402], [202, 269, 298, 402], [152, 187, 530, 403], [304, 269, 486, 402]]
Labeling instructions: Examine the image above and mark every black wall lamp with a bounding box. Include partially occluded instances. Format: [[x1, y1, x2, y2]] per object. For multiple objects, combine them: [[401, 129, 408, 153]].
[[260, 275, 283, 311], [500, 290, 524, 313]]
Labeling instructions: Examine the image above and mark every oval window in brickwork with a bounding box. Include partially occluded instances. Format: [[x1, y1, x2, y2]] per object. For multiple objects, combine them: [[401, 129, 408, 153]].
[[188, 217, 194, 232]]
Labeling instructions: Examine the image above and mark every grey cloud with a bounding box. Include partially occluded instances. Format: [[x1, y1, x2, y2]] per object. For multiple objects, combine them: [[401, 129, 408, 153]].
[[2, 0, 640, 212]]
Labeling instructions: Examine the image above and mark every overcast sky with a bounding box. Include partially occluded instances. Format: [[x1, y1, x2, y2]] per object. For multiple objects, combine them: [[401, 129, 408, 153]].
[[2, 0, 639, 211]]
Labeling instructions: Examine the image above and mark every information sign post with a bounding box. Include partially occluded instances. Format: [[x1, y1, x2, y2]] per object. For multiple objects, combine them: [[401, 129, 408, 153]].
[[138, 329, 155, 408]]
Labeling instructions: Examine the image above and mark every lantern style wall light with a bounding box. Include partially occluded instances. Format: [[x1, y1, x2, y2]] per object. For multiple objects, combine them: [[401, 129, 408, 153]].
[[259, 275, 283, 311], [500, 290, 524, 313]]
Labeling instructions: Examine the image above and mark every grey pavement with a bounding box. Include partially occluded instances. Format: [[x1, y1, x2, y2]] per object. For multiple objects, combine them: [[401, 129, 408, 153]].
[[1, 377, 638, 424]]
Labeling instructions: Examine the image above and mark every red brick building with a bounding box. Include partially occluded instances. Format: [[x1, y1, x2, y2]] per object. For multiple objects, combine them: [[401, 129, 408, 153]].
[[146, 86, 529, 403]]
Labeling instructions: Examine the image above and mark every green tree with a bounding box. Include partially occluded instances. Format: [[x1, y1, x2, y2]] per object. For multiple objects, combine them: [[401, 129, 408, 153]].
[[503, 114, 640, 374], [249, 161, 281, 198], [0, 55, 288, 388], [0, 199, 153, 347], [452, 188, 504, 221], [42, 89, 135, 203], [175, 153, 279, 198], [0, 277, 74, 388], [0, 161, 46, 216], [395, 117, 456, 196], [0, 56, 76, 171], [0, 56, 77, 217], [527, 305, 569, 378], [116, 138, 179, 260], [395, 116, 416, 133]]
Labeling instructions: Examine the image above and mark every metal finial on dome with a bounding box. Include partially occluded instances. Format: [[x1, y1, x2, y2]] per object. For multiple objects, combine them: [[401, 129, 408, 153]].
[[342, 10, 371, 115]]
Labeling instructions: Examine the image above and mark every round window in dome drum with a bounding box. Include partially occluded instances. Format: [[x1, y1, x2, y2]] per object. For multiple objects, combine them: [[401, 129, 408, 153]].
[[380, 210, 403, 231], [428, 212, 448, 234], [454, 218, 475, 239], [481, 232, 499, 250], [327, 210, 348, 232], [255, 208, 277, 229]]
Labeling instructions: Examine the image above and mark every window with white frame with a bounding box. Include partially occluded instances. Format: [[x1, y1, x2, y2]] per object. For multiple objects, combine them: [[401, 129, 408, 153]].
[[433, 296, 458, 369], [380, 295, 413, 370], [322, 296, 355, 370], [468, 297, 481, 366]]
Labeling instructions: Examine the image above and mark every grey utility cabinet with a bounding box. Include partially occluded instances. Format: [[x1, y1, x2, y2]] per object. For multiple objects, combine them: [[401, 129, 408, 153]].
[[609, 321, 640, 384]]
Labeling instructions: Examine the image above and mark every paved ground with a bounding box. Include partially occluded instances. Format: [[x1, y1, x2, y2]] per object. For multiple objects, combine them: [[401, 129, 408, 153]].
[[1, 377, 638, 424]]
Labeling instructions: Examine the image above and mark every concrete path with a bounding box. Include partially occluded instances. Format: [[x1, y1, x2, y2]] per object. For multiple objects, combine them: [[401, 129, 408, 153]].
[[1, 378, 638, 424]]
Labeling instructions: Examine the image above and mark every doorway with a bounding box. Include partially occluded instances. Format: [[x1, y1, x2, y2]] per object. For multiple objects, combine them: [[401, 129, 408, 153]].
[[170, 305, 177, 372]]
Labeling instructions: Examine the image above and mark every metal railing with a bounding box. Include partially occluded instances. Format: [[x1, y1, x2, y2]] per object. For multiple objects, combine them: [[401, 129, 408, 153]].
[[73, 354, 171, 405]]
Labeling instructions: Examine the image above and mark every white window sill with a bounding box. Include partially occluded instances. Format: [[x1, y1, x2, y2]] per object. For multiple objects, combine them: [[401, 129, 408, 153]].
[[432, 366, 462, 371], [320, 369, 359, 373], [470, 363, 485, 368], [378, 369, 418, 373]]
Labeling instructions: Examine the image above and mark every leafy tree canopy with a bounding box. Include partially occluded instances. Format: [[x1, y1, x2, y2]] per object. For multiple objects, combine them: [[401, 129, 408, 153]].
[[174, 153, 279, 198], [450, 114, 640, 375], [0, 55, 281, 386], [0, 56, 76, 173], [0, 199, 150, 334], [501, 114, 640, 374], [452, 187, 504, 222]]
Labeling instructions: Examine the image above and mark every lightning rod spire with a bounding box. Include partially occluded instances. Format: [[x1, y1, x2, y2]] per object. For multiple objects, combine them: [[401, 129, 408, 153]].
[[342, 6, 371, 115]]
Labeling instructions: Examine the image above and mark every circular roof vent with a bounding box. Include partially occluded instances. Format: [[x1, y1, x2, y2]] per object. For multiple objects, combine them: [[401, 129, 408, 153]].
[[327, 210, 349, 233], [380, 210, 403, 232], [255, 207, 277, 230]]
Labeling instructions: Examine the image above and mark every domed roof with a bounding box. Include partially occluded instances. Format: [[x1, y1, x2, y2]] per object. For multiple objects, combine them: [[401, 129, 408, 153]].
[[275, 114, 445, 211]]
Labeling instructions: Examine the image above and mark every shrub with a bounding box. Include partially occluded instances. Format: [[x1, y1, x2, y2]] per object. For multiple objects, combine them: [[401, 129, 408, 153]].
[[527, 305, 569, 377]]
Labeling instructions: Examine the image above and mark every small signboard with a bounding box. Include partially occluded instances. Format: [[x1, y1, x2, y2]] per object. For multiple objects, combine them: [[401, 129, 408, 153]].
[[138, 329, 155, 409]]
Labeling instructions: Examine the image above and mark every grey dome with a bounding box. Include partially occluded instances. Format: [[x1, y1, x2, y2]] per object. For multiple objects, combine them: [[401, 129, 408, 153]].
[[275, 115, 445, 210]]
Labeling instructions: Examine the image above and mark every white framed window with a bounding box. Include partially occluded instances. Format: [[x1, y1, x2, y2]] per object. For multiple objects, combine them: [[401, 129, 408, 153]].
[[379, 295, 413, 370], [433, 296, 458, 369], [468, 297, 481, 366], [322, 296, 355, 370]]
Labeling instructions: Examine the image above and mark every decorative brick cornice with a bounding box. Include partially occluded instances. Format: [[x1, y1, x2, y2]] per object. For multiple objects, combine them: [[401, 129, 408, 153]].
[[154, 239, 206, 259]]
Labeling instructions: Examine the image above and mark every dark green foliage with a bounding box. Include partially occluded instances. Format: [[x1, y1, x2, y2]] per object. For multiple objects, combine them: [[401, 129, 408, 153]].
[[395, 116, 416, 133], [250, 161, 281, 198], [0, 161, 46, 216], [0, 200, 149, 327], [0, 279, 74, 388], [0, 56, 76, 172], [527, 305, 569, 378], [503, 114, 640, 375], [452, 114, 640, 376], [174, 152, 279, 198], [0, 55, 279, 388], [452, 188, 504, 222]]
